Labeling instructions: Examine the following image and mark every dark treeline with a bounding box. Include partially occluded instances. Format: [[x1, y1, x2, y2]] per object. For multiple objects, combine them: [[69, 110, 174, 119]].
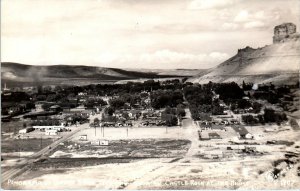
[[183, 82, 245, 120], [59, 79, 184, 96]]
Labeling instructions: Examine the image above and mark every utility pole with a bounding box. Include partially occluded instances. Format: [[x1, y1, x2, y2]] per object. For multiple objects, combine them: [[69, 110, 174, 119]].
[[40, 134, 43, 149], [102, 126, 105, 137]]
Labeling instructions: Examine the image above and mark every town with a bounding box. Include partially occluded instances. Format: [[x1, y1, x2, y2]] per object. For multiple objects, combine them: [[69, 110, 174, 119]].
[[1, 79, 300, 189]]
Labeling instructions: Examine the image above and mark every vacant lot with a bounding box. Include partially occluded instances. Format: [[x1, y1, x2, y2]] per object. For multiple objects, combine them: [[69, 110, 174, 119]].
[[1, 121, 27, 133], [1, 138, 54, 159], [50, 139, 191, 159]]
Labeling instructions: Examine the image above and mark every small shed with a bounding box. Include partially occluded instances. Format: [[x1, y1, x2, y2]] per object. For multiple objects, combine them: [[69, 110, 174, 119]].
[[79, 134, 87, 141], [91, 140, 109, 146], [100, 140, 109, 146], [203, 150, 223, 159]]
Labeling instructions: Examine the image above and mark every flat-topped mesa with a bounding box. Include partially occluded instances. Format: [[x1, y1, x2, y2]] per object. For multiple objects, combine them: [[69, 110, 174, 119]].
[[273, 23, 300, 43]]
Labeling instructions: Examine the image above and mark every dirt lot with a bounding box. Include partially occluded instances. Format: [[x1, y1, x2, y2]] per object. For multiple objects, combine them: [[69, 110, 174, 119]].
[[49, 139, 191, 159], [9, 156, 300, 190]]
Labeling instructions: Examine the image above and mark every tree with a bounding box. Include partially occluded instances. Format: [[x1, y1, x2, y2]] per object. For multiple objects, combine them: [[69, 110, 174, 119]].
[[212, 102, 224, 115], [54, 86, 63, 92], [176, 104, 186, 117], [105, 107, 115, 116], [25, 102, 35, 110], [46, 94, 58, 102], [264, 108, 276, 123], [36, 95, 47, 101], [94, 118, 100, 125], [162, 114, 178, 126], [264, 108, 287, 124], [198, 113, 211, 121], [84, 98, 107, 108], [151, 90, 184, 109], [252, 102, 262, 113], [237, 99, 251, 109], [43, 86, 52, 93], [214, 82, 244, 103], [242, 81, 253, 91], [242, 115, 258, 124], [109, 98, 125, 109]]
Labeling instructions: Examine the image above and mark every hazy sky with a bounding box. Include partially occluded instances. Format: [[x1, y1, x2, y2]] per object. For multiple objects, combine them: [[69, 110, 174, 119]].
[[2, 0, 300, 69]]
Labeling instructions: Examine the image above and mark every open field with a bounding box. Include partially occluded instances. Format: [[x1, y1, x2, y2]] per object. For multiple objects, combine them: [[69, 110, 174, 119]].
[[50, 139, 190, 158], [1, 121, 28, 133], [1, 138, 54, 154]]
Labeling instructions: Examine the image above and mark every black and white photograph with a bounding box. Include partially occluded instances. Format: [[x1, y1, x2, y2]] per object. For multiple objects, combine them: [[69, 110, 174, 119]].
[[1, 0, 300, 190]]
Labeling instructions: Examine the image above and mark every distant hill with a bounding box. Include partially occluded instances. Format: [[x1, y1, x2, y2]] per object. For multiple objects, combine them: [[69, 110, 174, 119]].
[[1, 62, 203, 87], [189, 23, 300, 85]]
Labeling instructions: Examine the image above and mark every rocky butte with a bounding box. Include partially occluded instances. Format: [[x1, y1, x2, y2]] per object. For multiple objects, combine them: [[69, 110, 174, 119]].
[[273, 23, 300, 43], [189, 23, 300, 85]]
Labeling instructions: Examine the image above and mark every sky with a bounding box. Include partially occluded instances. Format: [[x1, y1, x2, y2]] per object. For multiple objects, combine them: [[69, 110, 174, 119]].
[[2, 0, 300, 69]]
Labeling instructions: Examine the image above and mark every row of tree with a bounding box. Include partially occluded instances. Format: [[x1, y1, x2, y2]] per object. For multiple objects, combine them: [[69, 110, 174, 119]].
[[242, 108, 287, 125]]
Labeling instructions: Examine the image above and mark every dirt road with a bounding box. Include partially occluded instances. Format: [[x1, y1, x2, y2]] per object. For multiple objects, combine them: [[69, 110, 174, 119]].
[[125, 108, 200, 189]]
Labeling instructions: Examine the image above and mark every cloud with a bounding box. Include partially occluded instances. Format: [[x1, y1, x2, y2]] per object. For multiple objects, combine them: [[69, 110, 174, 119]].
[[222, 22, 239, 30], [234, 9, 281, 24], [233, 9, 282, 29], [244, 21, 265, 29], [254, 10, 281, 21], [234, 10, 249, 22], [218, 9, 232, 20], [188, 0, 236, 10]]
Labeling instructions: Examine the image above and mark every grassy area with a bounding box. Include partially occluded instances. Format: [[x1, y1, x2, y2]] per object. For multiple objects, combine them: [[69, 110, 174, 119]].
[[1, 121, 26, 133], [1, 138, 54, 153]]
